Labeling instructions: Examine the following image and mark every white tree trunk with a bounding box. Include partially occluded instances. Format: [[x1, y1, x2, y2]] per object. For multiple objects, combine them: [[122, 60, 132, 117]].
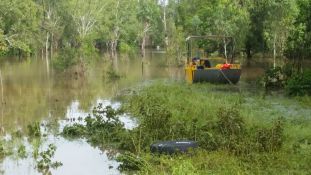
[[162, 3, 168, 47], [141, 35, 146, 58], [0, 69, 3, 133], [273, 33, 277, 68], [223, 39, 228, 63], [51, 33, 53, 59], [0, 69, 3, 105], [45, 32, 50, 74], [141, 22, 150, 58]]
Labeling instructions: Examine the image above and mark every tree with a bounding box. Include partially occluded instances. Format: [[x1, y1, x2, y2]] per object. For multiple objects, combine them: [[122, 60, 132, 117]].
[[263, 0, 298, 68], [64, 0, 106, 43], [0, 0, 41, 56], [137, 0, 161, 58], [175, 0, 249, 62], [285, 0, 311, 71], [97, 0, 139, 58]]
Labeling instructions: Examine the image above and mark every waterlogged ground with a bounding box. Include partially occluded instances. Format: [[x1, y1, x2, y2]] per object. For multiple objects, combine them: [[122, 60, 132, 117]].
[[0, 100, 132, 175], [0, 53, 179, 175], [0, 54, 305, 174]]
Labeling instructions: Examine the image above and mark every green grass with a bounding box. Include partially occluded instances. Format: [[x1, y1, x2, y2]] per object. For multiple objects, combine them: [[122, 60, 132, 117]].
[[119, 81, 311, 174]]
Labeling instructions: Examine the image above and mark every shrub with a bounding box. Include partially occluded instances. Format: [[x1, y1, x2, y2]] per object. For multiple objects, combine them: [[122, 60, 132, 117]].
[[52, 47, 78, 70], [255, 118, 285, 152], [263, 67, 286, 89], [285, 69, 311, 96]]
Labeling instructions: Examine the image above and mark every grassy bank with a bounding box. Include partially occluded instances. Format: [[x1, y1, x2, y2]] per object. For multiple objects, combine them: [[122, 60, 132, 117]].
[[63, 81, 311, 174]]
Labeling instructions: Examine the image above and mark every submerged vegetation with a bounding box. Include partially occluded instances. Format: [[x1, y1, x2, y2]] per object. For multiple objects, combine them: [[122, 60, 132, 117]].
[[36, 144, 63, 174], [61, 82, 311, 174]]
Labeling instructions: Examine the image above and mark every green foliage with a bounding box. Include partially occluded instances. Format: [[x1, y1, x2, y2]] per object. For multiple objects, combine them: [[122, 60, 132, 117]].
[[0, 141, 5, 158], [255, 118, 285, 152], [27, 122, 41, 137], [116, 152, 150, 171], [0, 0, 40, 54], [285, 69, 311, 96], [52, 47, 78, 70], [36, 144, 63, 173], [17, 144, 27, 158], [62, 123, 85, 137], [285, 0, 311, 61], [263, 67, 286, 89], [62, 104, 126, 146]]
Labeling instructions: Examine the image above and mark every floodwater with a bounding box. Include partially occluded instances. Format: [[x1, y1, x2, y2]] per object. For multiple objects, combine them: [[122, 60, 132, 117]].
[[0, 52, 283, 175], [0, 52, 184, 175]]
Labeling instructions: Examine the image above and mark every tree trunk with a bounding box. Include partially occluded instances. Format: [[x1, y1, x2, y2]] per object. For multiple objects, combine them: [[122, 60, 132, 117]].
[[0, 69, 3, 105], [0, 69, 3, 133], [162, 5, 168, 48], [50, 33, 53, 59], [141, 35, 146, 58], [223, 39, 228, 63], [45, 32, 50, 74], [141, 22, 150, 58], [273, 33, 276, 68]]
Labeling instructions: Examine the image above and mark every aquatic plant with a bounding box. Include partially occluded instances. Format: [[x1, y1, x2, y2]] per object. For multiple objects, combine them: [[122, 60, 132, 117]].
[[27, 122, 41, 137], [36, 144, 62, 173], [17, 144, 27, 158], [62, 104, 127, 146]]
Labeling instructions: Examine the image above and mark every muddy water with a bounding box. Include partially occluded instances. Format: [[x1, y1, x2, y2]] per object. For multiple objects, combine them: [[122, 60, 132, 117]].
[[0, 53, 184, 175], [0, 52, 277, 174]]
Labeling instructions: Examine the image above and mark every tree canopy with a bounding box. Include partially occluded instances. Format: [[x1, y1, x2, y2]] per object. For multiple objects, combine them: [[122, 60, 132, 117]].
[[0, 0, 310, 63]]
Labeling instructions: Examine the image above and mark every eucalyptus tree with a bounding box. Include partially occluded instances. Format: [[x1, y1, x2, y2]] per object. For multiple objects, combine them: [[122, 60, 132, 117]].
[[64, 0, 106, 44], [263, 0, 298, 67], [97, 0, 139, 58], [208, 0, 249, 61], [137, 0, 161, 58]]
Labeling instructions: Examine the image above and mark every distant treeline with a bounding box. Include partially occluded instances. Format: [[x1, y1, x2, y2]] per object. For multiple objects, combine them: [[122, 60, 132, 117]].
[[0, 0, 310, 61]]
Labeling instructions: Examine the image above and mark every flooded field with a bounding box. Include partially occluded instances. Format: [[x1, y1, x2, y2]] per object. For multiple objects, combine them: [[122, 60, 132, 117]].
[[0, 53, 184, 174], [0, 53, 307, 174]]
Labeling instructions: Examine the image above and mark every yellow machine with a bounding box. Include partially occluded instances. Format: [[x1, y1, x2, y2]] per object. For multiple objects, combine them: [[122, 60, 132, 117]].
[[185, 35, 242, 84]]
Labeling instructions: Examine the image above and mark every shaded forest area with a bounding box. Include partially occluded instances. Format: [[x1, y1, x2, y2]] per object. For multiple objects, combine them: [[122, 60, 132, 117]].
[[0, 0, 310, 65]]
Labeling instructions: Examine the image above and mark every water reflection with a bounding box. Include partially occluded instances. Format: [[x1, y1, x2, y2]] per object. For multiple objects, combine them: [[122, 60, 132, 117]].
[[1, 136, 120, 175], [1, 99, 129, 175], [0, 52, 288, 174], [0, 53, 180, 132]]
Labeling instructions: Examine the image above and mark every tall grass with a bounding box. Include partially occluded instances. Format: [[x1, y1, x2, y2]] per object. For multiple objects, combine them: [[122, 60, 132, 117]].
[[119, 81, 311, 174]]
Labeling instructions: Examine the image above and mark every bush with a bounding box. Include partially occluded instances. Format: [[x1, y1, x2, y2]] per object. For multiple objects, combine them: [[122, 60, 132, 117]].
[[285, 69, 311, 96], [52, 47, 78, 70], [263, 67, 286, 89]]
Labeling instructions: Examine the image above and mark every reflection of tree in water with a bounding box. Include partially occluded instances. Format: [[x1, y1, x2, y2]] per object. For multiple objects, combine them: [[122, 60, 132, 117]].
[[0, 54, 184, 133], [0, 69, 4, 134]]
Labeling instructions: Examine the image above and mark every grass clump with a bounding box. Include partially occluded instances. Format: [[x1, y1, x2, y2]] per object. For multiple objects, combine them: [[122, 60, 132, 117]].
[[27, 122, 41, 137], [62, 104, 126, 146]]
